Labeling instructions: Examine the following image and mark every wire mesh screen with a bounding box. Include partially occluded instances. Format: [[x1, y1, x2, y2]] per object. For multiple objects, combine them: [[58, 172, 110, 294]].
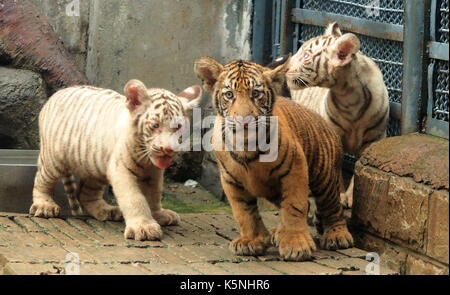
[[294, 0, 404, 136], [430, 0, 449, 123], [439, 0, 449, 43], [301, 0, 404, 24], [432, 60, 449, 122]]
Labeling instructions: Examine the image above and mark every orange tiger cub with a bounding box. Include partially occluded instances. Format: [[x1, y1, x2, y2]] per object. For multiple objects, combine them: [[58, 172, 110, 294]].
[[31, 80, 202, 241], [194, 57, 353, 261], [286, 23, 389, 207]]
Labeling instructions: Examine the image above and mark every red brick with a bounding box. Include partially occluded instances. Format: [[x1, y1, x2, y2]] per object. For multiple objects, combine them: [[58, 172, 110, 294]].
[[263, 261, 341, 275], [3, 263, 65, 275], [138, 262, 201, 275], [0, 217, 23, 232], [189, 262, 231, 275], [13, 217, 45, 232], [215, 261, 283, 275], [49, 218, 95, 245], [80, 263, 149, 275]]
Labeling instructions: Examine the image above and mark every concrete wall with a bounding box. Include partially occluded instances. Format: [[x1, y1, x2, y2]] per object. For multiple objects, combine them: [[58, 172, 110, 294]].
[[30, 0, 253, 93], [2, 0, 252, 183]]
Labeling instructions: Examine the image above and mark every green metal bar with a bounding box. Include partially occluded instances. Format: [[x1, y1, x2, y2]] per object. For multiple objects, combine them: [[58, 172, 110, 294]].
[[401, 0, 428, 135], [252, 0, 272, 64], [428, 41, 449, 61], [291, 8, 404, 41]]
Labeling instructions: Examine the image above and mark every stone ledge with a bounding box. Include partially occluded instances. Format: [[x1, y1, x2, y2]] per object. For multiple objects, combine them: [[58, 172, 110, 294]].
[[353, 134, 449, 274], [359, 133, 449, 190]]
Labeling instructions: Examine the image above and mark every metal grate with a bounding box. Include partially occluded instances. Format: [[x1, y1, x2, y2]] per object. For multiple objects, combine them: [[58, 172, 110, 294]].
[[432, 59, 449, 122], [302, 0, 404, 25], [439, 0, 449, 43], [296, 24, 403, 135]]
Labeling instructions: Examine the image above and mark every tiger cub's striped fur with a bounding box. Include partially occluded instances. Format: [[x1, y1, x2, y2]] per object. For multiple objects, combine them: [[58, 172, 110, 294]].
[[194, 57, 353, 261], [286, 23, 389, 207], [31, 80, 202, 241]]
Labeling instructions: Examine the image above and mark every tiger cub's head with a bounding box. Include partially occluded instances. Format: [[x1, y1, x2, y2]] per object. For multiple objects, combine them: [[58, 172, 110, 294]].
[[193, 57, 288, 119], [286, 22, 361, 90], [123, 79, 202, 169]]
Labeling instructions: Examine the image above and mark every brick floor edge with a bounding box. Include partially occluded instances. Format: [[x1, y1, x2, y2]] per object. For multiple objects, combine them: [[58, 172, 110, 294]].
[[0, 211, 398, 275]]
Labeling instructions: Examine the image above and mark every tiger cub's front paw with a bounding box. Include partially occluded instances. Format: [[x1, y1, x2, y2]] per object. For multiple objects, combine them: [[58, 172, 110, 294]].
[[320, 225, 354, 250], [152, 209, 180, 226], [229, 235, 270, 256], [124, 219, 163, 241], [272, 228, 316, 261], [29, 201, 61, 218]]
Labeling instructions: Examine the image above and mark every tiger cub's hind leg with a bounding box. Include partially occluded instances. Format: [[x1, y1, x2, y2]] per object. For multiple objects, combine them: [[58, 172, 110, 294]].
[[30, 166, 62, 218], [78, 179, 123, 221], [313, 171, 353, 250]]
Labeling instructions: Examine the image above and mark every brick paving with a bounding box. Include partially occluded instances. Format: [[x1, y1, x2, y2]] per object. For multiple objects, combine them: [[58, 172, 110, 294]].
[[0, 211, 398, 275]]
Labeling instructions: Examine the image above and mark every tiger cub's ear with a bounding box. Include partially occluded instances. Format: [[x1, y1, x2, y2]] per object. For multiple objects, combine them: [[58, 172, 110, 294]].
[[324, 22, 342, 37], [263, 56, 290, 95], [194, 56, 224, 93], [124, 79, 148, 112], [178, 85, 203, 111], [329, 33, 360, 67]]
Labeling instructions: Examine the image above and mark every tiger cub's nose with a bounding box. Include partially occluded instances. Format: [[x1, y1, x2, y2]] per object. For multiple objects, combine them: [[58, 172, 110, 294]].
[[162, 147, 175, 156]]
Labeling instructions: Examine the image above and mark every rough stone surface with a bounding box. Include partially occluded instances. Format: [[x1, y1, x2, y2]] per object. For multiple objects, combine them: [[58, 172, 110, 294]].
[[0, 211, 395, 275], [427, 190, 449, 263], [405, 254, 449, 275], [354, 231, 408, 274], [0, 67, 47, 149], [352, 134, 449, 275], [353, 164, 430, 252], [28, 0, 90, 73], [359, 133, 449, 190]]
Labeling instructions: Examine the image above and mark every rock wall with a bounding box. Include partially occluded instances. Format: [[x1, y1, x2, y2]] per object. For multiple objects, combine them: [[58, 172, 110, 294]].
[[0, 68, 47, 149], [352, 133, 449, 275]]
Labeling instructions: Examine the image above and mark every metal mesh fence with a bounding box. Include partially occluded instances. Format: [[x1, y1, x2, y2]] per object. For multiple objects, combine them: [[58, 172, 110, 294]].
[[302, 0, 404, 25], [285, 0, 448, 138], [431, 58, 449, 122], [297, 0, 403, 134], [431, 0, 449, 123], [439, 0, 449, 43]]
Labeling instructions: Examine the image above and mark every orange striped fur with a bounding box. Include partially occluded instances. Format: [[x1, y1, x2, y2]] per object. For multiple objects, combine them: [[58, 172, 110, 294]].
[[194, 57, 353, 261]]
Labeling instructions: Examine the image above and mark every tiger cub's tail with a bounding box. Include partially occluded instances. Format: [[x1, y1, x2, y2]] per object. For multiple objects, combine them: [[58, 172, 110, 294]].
[[61, 175, 83, 216]]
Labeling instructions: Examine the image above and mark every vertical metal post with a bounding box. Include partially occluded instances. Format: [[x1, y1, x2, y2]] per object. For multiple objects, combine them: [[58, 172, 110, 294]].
[[279, 0, 295, 55], [401, 0, 427, 134], [271, 0, 282, 59], [252, 0, 273, 64]]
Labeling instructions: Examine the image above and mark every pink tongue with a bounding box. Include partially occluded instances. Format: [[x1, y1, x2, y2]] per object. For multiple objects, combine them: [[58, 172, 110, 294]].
[[155, 156, 173, 169]]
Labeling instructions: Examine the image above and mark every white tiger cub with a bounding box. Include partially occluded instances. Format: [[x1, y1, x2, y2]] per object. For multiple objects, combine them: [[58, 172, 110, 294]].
[[285, 23, 389, 207], [30, 80, 202, 241]]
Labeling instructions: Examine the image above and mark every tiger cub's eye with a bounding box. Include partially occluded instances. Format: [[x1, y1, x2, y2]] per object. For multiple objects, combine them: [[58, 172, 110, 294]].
[[252, 90, 262, 99], [173, 123, 182, 131], [150, 123, 160, 129], [224, 91, 234, 100]]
